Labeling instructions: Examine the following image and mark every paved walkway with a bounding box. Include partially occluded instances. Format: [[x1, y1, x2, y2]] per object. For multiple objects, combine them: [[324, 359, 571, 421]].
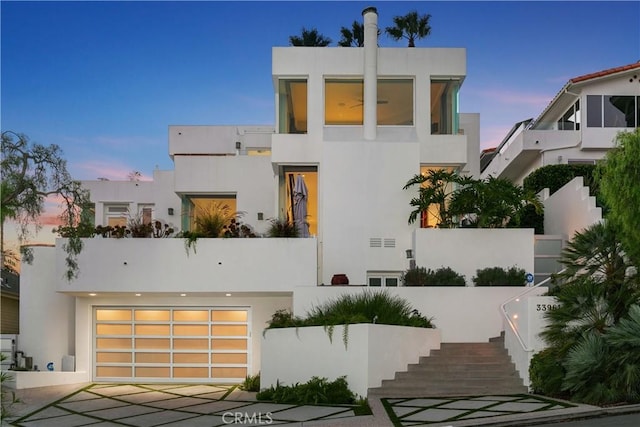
[[3, 383, 640, 427]]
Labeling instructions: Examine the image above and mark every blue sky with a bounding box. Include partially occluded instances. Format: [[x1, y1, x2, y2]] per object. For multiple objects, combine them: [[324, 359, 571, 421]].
[[2, 0, 639, 184]]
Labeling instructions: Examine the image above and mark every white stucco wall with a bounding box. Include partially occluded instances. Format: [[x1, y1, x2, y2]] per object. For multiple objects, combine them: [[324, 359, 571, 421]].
[[413, 228, 535, 286], [503, 295, 557, 387], [543, 176, 602, 239], [261, 324, 440, 397], [18, 247, 77, 376], [55, 238, 317, 294], [173, 155, 277, 235], [293, 286, 547, 343]]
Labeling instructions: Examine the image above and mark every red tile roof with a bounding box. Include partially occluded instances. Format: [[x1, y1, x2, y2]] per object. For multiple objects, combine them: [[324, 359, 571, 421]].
[[570, 61, 640, 83]]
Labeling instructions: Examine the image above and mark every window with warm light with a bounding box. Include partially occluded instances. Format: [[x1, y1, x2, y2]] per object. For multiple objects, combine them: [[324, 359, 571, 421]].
[[431, 79, 461, 134], [278, 79, 307, 134], [325, 78, 414, 126], [419, 166, 457, 228], [377, 79, 414, 125], [104, 204, 129, 227], [182, 195, 237, 233], [325, 79, 364, 125], [281, 167, 317, 236]]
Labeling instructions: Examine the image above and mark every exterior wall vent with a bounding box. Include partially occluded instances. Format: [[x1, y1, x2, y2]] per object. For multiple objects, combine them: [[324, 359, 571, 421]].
[[383, 238, 396, 248], [369, 238, 382, 248]]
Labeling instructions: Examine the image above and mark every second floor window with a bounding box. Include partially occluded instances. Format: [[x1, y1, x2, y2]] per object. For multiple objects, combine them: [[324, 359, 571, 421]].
[[558, 100, 580, 130], [278, 79, 307, 134], [587, 95, 639, 128], [431, 79, 460, 135], [324, 78, 415, 126]]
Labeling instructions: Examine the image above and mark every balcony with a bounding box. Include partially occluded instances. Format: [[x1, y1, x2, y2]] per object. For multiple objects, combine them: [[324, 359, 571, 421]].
[[169, 125, 274, 156], [484, 130, 581, 180], [55, 237, 317, 294]]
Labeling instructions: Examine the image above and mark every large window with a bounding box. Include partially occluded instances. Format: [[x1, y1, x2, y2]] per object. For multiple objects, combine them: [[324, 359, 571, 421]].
[[558, 100, 580, 130], [325, 79, 364, 125], [378, 79, 414, 125], [431, 79, 460, 135], [587, 95, 639, 128], [325, 78, 414, 126], [278, 79, 307, 134], [182, 195, 237, 234]]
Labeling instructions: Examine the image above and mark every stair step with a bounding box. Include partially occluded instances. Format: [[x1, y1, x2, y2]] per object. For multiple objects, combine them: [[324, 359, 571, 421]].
[[419, 355, 512, 364], [408, 363, 514, 372], [381, 377, 522, 387], [397, 370, 520, 380], [369, 385, 528, 397], [370, 335, 527, 397]]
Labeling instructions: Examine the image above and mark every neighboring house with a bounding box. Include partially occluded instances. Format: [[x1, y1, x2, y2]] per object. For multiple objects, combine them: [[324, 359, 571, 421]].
[[18, 9, 553, 389], [1, 270, 19, 334], [481, 62, 640, 184]]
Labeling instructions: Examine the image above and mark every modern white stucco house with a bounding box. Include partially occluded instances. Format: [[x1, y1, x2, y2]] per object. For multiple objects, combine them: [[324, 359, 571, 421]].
[[15, 8, 551, 389], [480, 62, 640, 184]]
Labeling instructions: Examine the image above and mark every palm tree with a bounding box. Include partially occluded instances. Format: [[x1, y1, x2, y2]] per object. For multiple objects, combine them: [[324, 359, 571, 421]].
[[338, 21, 364, 47], [552, 221, 638, 322], [385, 10, 432, 47], [289, 27, 332, 47]]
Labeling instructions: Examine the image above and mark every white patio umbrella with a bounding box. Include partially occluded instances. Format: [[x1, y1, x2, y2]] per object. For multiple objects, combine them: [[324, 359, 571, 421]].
[[293, 174, 310, 237]]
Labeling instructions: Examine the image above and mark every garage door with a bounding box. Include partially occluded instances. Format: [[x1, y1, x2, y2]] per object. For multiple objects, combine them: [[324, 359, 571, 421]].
[[94, 307, 250, 382]]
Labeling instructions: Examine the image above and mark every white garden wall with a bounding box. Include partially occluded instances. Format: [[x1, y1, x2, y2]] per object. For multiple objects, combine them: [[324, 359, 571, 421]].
[[543, 176, 602, 239], [413, 228, 535, 286], [294, 286, 547, 343], [261, 324, 440, 397], [56, 237, 317, 294], [502, 295, 557, 387]]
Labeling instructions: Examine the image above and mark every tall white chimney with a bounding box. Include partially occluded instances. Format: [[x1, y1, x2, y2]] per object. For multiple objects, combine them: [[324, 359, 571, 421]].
[[362, 7, 378, 141]]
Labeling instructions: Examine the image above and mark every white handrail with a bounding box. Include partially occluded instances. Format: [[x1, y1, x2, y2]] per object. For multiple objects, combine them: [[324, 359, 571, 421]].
[[499, 271, 563, 352]]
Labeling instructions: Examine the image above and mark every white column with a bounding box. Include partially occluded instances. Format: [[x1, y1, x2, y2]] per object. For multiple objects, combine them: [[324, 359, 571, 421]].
[[362, 7, 378, 141]]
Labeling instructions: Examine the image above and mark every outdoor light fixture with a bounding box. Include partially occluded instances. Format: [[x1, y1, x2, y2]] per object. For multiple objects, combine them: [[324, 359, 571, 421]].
[[168, 208, 174, 216], [406, 249, 413, 259]]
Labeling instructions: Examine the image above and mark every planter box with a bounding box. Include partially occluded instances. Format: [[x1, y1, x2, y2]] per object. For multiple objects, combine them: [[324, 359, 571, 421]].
[[413, 228, 535, 286], [261, 324, 440, 397]]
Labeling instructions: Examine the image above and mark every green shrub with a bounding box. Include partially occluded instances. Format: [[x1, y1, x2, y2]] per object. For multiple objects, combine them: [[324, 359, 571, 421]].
[[523, 164, 598, 196], [402, 266, 466, 286], [509, 203, 544, 234], [529, 348, 567, 397], [265, 309, 304, 329], [266, 217, 299, 237], [303, 291, 434, 329], [239, 373, 261, 392], [473, 266, 526, 286], [256, 376, 355, 405], [265, 292, 434, 329]]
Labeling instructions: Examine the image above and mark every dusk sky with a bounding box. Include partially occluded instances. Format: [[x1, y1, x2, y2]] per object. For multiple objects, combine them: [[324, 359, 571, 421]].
[[1, 1, 639, 247], [3, 0, 639, 180]]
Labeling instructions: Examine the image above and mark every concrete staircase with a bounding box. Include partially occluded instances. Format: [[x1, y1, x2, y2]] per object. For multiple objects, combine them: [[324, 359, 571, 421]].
[[369, 334, 527, 397]]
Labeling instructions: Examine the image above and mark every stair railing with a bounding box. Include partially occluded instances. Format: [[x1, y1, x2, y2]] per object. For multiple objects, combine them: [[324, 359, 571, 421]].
[[499, 271, 562, 352]]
